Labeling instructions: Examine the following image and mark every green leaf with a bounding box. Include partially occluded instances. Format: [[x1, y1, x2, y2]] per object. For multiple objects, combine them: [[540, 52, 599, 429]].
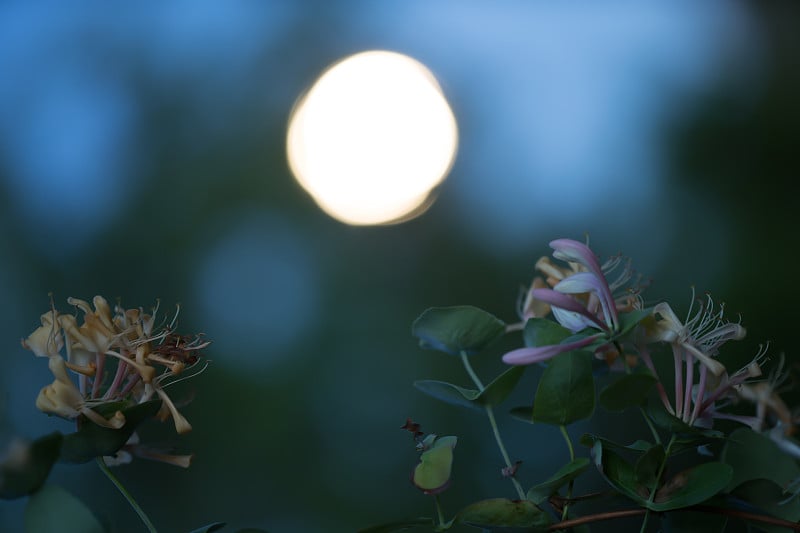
[[614, 308, 652, 337], [591, 437, 731, 511], [599, 372, 657, 412], [188, 523, 227, 533], [25, 484, 104, 533], [532, 351, 595, 426], [646, 401, 693, 433], [509, 406, 534, 424], [580, 434, 652, 453], [357, 519, 433, 533], [0, 432, 62, 499], [645, 402, 723, 448], [523, 318, 571, 348], [721, 427, 800, 492], [412, 436, 457, 494], [456, 498, 551, 529], [648, 462, 732, 512], [732, 479, 800, 533], [590, 440, 647, 504], [412, 306, 505, 356], [59, 400, 162, 464], [413, 380, 481, 411], [479, 366, 525, 407], [415, 368, 525, 411], [635, 444, 665, 489], [526, 458, 590, 504]]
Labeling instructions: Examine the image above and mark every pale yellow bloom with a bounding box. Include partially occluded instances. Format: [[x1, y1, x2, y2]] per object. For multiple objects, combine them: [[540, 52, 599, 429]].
[[35, 357, 124, 428]]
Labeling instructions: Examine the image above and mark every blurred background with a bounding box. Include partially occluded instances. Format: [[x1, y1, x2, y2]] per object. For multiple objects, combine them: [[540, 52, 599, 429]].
[[1, 2, 798, 531]]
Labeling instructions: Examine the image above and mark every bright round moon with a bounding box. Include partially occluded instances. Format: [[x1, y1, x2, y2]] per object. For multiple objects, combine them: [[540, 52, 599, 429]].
[[286, 50, 458, 225]]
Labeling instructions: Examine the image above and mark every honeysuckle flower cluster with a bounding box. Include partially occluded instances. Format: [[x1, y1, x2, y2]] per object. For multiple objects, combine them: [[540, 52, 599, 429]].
[[504, 238, 790, 434], [22, 296, 209, 439], [506, 239, 645, 366]]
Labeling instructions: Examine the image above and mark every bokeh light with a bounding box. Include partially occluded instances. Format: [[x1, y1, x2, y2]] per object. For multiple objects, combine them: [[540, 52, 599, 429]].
[[286, 50, 458, 225]]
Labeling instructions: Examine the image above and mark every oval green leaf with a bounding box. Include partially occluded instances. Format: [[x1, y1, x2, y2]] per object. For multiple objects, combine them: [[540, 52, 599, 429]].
[[25, 484, 104, 533], [523, 318, 571, 348], [614, 308, 652, 337], [456, 498, 550, 529], [649, 462, 732, 512], [59, 400, 162, 464], [0, 432, 62, 500], [721, 427, 800, 492], [412, 306, 505, 356], [478, 366, 525, 407], [732, 479, 800, 531], [509, 406, 534, 424], [413, 380, 480, 411], [532, 351, 595, 426], [590, 440, 647, 505], [599, 372, 657, 412], [412, 436, 457, 495], [635, 444, 666, 489], [527, 458, 590, 504]]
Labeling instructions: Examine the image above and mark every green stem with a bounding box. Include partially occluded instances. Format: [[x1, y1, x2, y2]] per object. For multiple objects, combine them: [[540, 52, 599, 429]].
[[639, 407, 662, 445], [559, 425, 575, 461], [434, 494, 445, 528], [486, 405, 526, 500], [460, 350, 524, 500], [559, 426, 575, 520], [641, 434, 676, 533], [460, 351, 485, 391], [96, 457, 158, 533]]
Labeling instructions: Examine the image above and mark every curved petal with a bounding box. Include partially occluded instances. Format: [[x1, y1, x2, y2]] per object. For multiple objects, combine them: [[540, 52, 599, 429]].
[[533, 288, 605, 332], [550, 240, 618, 330], [502, 335, 600, 366]]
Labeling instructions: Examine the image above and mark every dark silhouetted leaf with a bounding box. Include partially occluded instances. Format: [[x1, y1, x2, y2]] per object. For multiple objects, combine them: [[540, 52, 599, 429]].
[[60, 400, 162, 464], [0, 432, 62, 499]]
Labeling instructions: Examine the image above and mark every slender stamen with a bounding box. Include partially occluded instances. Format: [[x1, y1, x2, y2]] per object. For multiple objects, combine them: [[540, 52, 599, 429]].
[[690, 365, 708, 425], [683, 353, 695, 423], [104, 350, 155, 383], [103, 360, 130, 400], [638, 346, 674, 415], [91, 352, 105, 399], [673, 344, 684, 419]]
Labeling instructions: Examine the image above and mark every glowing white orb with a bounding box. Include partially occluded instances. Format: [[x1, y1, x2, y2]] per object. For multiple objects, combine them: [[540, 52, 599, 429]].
[[286, 50, 458, 225]]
